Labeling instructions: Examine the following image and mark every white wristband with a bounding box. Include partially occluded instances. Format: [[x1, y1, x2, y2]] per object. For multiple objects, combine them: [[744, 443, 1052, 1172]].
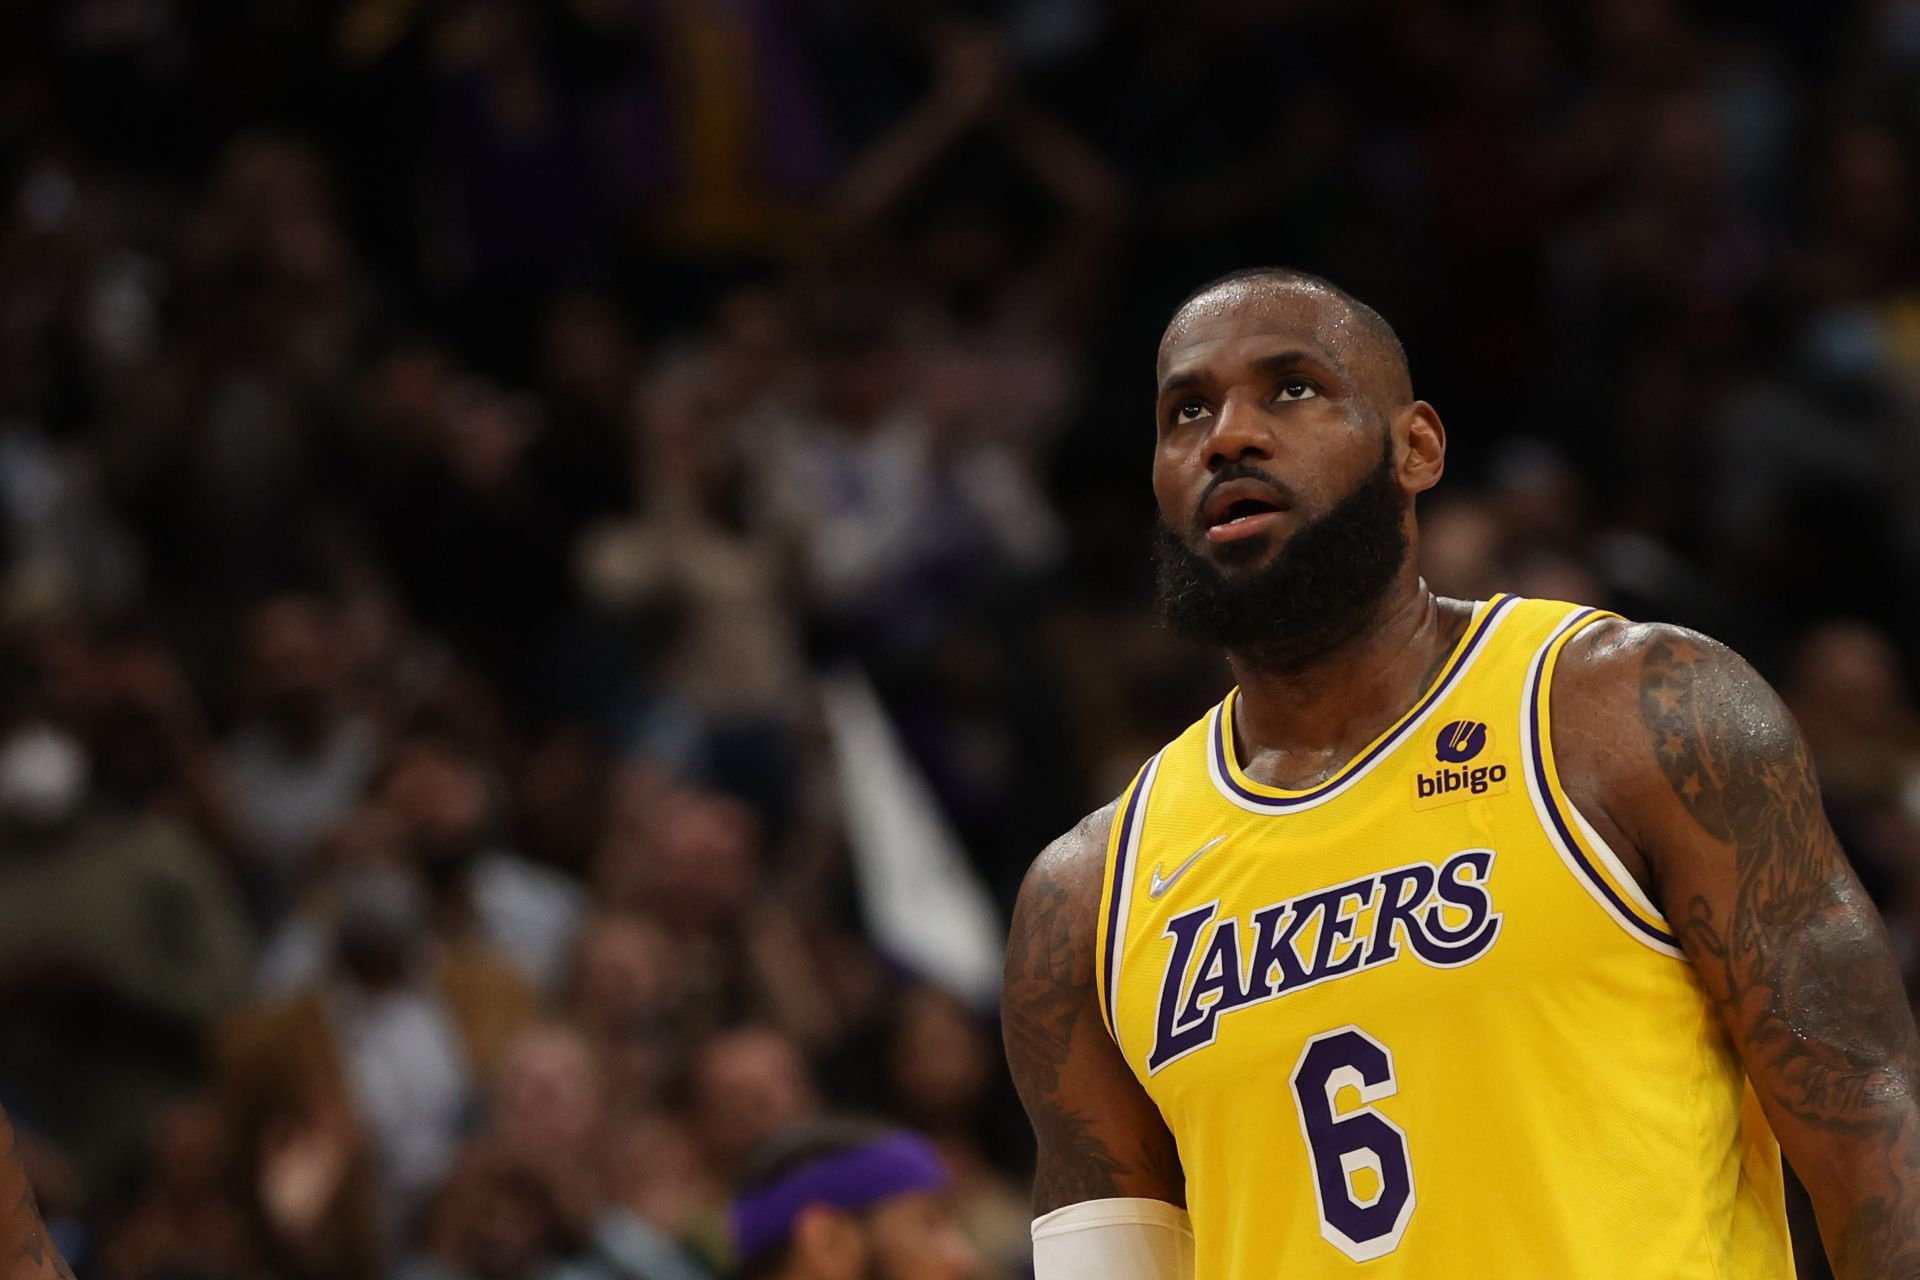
[[1031, 1197, 1195, 1279]]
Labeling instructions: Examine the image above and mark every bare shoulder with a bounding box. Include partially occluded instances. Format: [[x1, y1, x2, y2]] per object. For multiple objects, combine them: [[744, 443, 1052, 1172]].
[[1555, 618, 1800, 786], [1003, 797, 1120, 1027], [1012, 801, 1119, 938], [1552, 615, 1761, 704], [1551, 615, 1813, 870]]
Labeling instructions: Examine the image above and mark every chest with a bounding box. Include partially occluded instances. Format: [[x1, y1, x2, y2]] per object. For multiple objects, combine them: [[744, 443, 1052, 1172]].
[[1108, 734, 1644, 1099]]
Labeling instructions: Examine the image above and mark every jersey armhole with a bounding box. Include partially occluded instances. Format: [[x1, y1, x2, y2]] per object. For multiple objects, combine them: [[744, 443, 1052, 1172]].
[[1094, 751, 1165, 1052], [1521, 606, 1686, 958]]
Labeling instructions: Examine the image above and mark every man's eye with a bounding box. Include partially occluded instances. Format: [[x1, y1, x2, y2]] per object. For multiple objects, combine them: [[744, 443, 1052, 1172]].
[[1276, 380, 1318, 402], [1175, 399, 1209, 423]]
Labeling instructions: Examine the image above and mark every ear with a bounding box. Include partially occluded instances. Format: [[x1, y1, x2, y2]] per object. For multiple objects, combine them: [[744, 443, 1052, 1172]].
[[1397, 401, 1446, 496], [790, 1205, 866, 1278]]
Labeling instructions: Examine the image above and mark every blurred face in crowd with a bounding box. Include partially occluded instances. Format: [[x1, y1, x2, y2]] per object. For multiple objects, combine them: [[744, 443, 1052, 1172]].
[[1787, 621, 1915, 743], [490, 1026, 602, 1165], [147, 1098, 235, 1198], [710, 287, 794, 404], [786, 1190, 977, 1280], [806, 295, 902, 430], [242, 595, 342, 744], [645, 787, 762, 927], [569, 914, 675, 1107], [1419, 497, 1505, 600], [888, 987, 992, 1126], [381, 738, 492, 886], [859, 1190, 976, 1280], [323, 804, 411, 874], [601, 1113, 715, 1235], [333, 864, 430, 988], [429, 1154, 569, 1280], [692, 1028, 818, 1172], [542, 292, 635, 414], [516, 724, 607, 875], [570, 913, 672, 1033], [1150, 277, 1443, 670], [1825, 124, 1912, 250], [822, 344, 899, 430]]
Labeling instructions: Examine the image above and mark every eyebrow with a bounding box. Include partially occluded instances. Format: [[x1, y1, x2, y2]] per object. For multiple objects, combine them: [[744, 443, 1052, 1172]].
[[1156, 348, 1340, 398]]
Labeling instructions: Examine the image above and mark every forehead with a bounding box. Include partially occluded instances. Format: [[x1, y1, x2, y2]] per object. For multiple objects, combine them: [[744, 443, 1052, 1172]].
[[1157, 280, 1358, 384]]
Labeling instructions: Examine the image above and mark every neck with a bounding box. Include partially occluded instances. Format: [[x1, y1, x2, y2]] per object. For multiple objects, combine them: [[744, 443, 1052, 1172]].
[[1225, 574, 1470, 790]]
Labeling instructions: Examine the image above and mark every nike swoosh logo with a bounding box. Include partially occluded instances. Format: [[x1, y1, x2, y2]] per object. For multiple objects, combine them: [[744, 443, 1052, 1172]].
[[1148, 835, 1226, 899]]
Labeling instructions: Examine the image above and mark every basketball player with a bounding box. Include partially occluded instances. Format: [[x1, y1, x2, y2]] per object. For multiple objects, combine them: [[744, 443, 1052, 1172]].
[[1004, 268, 1920, 1278], [0, 1108, 72, 1279]]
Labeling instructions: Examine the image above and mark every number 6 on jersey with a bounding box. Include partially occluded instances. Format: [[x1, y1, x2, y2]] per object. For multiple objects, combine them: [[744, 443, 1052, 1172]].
[[1290, 1026, 1416, 1262]]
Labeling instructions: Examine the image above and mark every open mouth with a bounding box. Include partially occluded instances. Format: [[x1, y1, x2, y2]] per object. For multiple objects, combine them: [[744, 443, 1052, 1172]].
[[1201, 480, 1289, 544], [1212, 496, 1281, 525]]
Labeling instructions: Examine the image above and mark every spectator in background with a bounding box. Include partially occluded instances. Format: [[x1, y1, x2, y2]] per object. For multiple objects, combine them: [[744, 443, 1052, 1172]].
[[221, 594, 382, 911], [881, 988, 1028, 1279], [99, 1097, 256, 1280], [572, 352, 806, 813], [750, 289, 1061, 661], [1417, 496, 1511, 603], [596, 785, 842, 1053], [596, 1113, 720, 1280], [402, 1142, 611, 1280], [217, 863, 536, 1252], [1782, 621, 1920, 925], [0, 696, 252, 1191], [725, 1119, 974, 1280], [380, 733, 586, 995], [136, 135, 366, 600], [689, 1029, 819, 1181], [11, 4, 1920, 1277], [513, 723, 614, 882], [486, 1025, 604, 1209], [565, 913, 678, 1116]]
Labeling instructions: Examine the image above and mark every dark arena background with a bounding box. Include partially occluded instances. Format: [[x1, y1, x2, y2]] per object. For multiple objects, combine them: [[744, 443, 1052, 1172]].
[[0, 1, 1917, 1276]]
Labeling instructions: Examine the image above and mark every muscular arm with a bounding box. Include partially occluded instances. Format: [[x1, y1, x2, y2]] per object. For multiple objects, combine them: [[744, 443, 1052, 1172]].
[[1558, 621, 1920, 1279], [1003, 802, 1185, 1215], [0, 1110, 72, 1280]]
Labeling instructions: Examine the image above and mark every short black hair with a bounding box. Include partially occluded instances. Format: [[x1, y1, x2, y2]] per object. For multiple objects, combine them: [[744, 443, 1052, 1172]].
[[731, 1116, 899, 1280], [1168, 266, 1412, 401]]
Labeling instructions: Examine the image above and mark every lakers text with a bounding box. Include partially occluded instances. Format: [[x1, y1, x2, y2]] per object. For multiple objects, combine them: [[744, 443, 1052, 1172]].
[[1147, 850, 1503, 1072]]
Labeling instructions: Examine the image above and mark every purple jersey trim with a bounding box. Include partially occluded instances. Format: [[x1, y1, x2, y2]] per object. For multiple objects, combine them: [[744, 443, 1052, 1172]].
[[1211, 594, 1519, 810], [1101, 754, 1159, 1041], [1526, 608, 1678, 948]]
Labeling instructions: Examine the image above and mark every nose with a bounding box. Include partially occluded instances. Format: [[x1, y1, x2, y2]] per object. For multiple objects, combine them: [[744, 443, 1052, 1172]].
[[1204, 391, 1276, 471]]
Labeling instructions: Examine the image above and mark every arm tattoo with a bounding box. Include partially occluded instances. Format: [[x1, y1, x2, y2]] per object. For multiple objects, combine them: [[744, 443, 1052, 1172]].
[[1003, 818, 1184, 1213], [1639, 632, 1920, 1278], [1002, 869, 1084, 1100], [1024, 1099, 1127, 1206], [1003, 858, 1128, 1207]]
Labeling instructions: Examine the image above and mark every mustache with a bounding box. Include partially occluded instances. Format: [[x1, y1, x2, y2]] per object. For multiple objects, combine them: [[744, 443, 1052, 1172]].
[[1192, 463, 1299, 535]]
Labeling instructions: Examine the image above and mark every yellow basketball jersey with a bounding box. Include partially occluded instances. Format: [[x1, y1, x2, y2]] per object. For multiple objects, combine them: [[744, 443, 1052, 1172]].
[[1095, 595, 1794, 1278]]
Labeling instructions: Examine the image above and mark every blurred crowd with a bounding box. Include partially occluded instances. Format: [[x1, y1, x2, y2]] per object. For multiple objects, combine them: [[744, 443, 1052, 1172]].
[[5, 0, 1920, 1277]]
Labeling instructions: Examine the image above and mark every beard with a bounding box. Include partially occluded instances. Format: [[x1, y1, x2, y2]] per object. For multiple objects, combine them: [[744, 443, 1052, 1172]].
[[1153, 436, 1409, 674]]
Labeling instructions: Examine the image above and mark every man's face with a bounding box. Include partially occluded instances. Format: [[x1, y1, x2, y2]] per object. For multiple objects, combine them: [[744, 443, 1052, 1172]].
[[1148, 281, 1436, 671], [1152, 281, 1400, 573], [857, 1191, 976, 1280]]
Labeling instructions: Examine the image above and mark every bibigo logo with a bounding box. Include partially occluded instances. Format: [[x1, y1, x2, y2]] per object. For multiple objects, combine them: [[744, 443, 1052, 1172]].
[[1413, 719, 1509, 809]]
